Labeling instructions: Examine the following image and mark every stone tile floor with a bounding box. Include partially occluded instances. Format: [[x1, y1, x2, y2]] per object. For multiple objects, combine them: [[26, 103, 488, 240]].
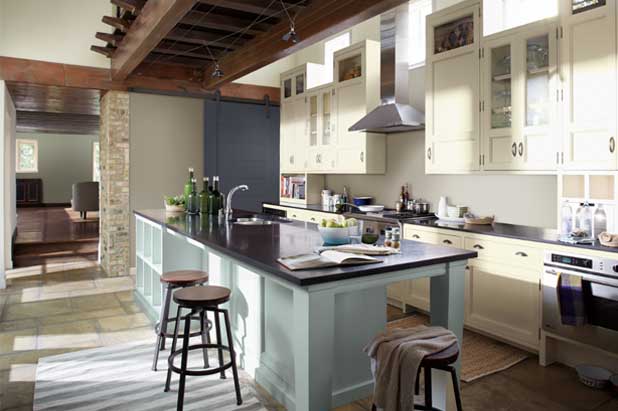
[[0, 263, 616, 411]]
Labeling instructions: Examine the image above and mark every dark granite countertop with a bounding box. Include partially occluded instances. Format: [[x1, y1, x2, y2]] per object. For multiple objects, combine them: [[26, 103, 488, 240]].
[[134, 209, 476, 287], [263, 201, 618, 254], [263, 201, 344, 214]]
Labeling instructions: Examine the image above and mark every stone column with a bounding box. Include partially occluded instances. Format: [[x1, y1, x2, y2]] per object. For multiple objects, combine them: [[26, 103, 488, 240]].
[[99, 91, 130, 277]]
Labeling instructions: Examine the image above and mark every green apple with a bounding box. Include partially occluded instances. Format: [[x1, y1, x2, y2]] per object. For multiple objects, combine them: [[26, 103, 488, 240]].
[[326, 220, 339, 228], [346, 218, 358, 227]]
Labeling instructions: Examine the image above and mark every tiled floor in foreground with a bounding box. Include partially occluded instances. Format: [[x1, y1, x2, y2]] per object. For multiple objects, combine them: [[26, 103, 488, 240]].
[[1, 264, 616, 411]]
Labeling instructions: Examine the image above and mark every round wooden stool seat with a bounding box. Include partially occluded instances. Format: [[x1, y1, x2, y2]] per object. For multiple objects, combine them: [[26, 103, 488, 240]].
[[173, 285, 231, 308], [421, 343, 459, 367], [160, 270, 208, 286]]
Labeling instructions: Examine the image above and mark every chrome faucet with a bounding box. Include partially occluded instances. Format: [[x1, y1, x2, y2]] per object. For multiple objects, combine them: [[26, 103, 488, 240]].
[[225, 184, 249, 220]]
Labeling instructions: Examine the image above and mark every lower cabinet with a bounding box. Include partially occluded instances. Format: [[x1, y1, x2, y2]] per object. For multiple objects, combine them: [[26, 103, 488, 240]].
[[465, 260, 540, 351]]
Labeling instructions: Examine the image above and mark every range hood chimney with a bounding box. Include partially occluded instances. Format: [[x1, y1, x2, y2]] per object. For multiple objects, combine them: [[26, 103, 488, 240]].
[[349, 5, 425, 134]]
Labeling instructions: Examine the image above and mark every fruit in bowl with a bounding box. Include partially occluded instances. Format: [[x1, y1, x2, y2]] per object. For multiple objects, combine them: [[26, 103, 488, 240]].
[[318, 218, 357, 245]]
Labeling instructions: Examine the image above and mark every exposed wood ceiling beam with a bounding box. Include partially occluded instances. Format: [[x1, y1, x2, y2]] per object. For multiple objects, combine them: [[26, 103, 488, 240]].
[[203, 0, 408, 89], [111, 0, 146, 15], [197, 0, 306, 18], [181, 10, 270, 35], [91, 45, 116, 58], [111, 0, 198, 81], [165, 27, 241, 49], [95, 32, 125, 47], [102, 15, 132, 31]]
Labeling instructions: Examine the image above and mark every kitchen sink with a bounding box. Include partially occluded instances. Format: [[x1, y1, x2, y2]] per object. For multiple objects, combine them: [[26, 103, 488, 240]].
[[233, 217, 275, 226]]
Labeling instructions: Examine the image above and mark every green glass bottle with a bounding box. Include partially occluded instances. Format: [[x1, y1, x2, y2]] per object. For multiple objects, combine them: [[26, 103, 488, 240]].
[[199, 176, 209, 214], [186, 178, 199, 215], [183, 167, 194, 208], [208, 176, 220, 215]]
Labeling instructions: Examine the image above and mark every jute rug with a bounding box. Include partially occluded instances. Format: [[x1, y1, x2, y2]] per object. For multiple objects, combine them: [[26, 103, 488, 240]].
[[387, 314, 530, 383], [33, 340, 271, 411]]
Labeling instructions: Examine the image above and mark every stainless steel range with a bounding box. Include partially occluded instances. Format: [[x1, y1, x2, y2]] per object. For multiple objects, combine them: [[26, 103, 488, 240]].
[[542, 250, 618, 354]]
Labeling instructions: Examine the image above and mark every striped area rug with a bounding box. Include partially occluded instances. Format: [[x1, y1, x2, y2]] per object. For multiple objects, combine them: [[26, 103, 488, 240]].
[[34, 340, 269, 411]]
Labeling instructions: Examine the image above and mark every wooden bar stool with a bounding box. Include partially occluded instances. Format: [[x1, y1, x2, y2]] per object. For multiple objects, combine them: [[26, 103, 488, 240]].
[[164, 285, 242, 411], [152, 270, 211, 372], [372, 343, 463, 411]]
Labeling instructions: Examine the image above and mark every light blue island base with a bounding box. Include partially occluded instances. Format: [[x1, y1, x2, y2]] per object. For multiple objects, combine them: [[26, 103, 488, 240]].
[[134, 215, 466, 411]]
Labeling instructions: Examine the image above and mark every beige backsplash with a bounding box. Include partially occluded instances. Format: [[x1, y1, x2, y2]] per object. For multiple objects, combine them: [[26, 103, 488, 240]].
[[325, 131, 558, 229]]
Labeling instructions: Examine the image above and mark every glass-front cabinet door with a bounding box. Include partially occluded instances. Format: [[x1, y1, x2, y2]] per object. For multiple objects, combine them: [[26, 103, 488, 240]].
[[482, 37, 516, 170]]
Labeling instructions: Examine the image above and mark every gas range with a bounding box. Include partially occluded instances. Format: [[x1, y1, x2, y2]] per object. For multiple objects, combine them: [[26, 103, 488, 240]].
[[346, 209, 436, 222]]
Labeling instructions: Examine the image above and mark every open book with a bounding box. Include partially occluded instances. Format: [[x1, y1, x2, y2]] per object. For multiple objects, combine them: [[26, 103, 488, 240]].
[[278, 250, 380, 271]]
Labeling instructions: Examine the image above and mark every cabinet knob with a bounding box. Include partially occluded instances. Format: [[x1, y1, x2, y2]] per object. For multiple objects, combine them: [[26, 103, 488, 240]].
[[290, 155, 294, 164], [473, 244, 484, 250], [511, 142, 517, 157], [360, 152, 364, 162], [518, 142, 524, 157], [427, 147, 432, 160], [515, 251, 528, 257], [610, 137, 615, 153]]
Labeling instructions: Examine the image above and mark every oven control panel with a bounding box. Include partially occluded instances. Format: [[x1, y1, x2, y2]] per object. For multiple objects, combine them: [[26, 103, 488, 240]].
[[544, 251, 618, 277]]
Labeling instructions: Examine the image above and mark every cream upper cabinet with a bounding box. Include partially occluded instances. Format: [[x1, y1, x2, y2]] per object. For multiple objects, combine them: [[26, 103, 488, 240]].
[[280, 69, 308, 173], [426, 1, 482, 174], [482, 21, 559, 171], [560, 0, 617, 170], [334, 40, 385, 174], [307, 85, 338, 172]]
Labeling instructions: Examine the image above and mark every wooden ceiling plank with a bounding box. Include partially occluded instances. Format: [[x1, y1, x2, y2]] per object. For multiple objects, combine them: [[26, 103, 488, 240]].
[[203, 0, 408, 89], [111, 0, 146, 15], [165, 27, 240, 49], [95, 32, 125, 47], [102, 15, 132, 31], [152, 47, 214, 60], [111, 0, 198, 81], [91, 45, 116, 58], [197, 0, 305, 18], [181, 10, 270, 35]]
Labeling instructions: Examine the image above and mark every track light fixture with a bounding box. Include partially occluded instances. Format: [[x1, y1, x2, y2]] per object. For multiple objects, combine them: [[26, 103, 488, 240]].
[[282, 24, 299, 43], [211, 62, 224, 78]]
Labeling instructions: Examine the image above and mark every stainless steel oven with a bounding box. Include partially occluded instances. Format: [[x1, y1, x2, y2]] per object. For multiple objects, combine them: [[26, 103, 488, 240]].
[[542, 251, 618, 354]]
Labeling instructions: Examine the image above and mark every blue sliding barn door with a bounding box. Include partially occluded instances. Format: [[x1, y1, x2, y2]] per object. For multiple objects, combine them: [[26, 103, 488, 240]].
[[204, 99, 280, 212]]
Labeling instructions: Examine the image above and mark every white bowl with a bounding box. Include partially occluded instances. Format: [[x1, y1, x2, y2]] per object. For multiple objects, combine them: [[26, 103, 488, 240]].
[[575, 365, 613, 389], [318, 226, 350, 245]]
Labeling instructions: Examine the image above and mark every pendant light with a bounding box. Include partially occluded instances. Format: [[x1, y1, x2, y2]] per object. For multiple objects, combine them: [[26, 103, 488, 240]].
[[280, 0, 299, 43], [211, 62, 224, 78]]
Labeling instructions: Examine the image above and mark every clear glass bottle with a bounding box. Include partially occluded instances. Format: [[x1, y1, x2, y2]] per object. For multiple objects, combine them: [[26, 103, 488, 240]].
[[186, 178, 199, 215], [199, 177, 209, 214], [580, 203, 593, 237], [561, 202, 573, 235], [593, 204, 607, 239], [184, 167, 194, 207]]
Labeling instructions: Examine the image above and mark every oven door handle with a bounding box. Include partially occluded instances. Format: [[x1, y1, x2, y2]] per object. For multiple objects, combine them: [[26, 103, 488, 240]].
[[544, 268, 618, 288]]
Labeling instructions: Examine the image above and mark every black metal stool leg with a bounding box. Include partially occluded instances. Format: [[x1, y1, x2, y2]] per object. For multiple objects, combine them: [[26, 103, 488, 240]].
[[223, 308, 242, 405], [450, 367, 463, 411], [177, 310, 192, 411], [415, 367, 421, 395], [424, 367, 433, 409], [165, 306, 182, 392], [152, 285, 173, 371], [214, 309, 226, 379], [199, 309, 209, 368]]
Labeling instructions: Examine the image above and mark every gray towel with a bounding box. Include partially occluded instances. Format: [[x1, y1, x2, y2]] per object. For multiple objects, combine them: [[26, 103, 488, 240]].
[[364, 325, 458, 411]]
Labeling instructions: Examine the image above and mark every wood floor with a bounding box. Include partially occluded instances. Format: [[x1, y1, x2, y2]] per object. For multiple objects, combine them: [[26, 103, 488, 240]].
[[1, 265, 616, 411], [13, 207, 99, 268]]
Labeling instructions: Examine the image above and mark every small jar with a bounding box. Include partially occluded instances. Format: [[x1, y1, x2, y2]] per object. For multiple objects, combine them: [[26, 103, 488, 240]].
[[392, 231, 401, 249], [384, 228, 393, 247]]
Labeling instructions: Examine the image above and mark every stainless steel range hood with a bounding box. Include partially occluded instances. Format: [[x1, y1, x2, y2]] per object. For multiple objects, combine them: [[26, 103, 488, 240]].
[[349, 5, 425, 134]]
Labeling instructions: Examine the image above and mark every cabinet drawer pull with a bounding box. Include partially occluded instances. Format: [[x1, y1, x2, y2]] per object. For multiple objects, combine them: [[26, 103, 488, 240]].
[[611, 137, 616, 154], [515, 251, 528, 257], [360, 152, 364, 162], [518, 142, 524, 157], [310, 217, 316, 221], [427, 147, 432, 160], [292, 214, 297, 218], [473, 244, 484, 250], [412, 234, 420, 239], [511, 142, 517, 157], [442, 239, 453, 245]]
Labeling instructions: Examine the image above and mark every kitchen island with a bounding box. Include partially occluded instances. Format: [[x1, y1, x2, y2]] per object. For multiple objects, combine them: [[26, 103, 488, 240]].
[[133, 209, 476, 411]]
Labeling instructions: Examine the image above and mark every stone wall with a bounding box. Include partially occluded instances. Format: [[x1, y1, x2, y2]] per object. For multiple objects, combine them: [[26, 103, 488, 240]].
[[99, 91, 130, 277]]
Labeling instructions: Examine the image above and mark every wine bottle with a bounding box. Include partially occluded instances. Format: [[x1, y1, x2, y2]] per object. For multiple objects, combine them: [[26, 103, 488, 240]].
[[184, 167, 194, 208], [208, 176, 220, 215], [187, 178, 199, 215], [199, 176, 209, 214]]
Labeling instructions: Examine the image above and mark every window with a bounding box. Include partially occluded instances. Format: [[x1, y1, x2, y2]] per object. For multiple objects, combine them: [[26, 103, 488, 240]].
[[484, 0, 558, 36], [16, 139, 38, 173], [324, 32, 351, 82], [409, 0, 433, 68], [92, 142, 100, 182]]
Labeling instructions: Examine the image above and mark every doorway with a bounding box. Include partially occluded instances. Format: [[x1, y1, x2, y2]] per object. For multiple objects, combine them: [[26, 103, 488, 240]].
[[204, 98, 280, 212], [7, 82, 101, 269]]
